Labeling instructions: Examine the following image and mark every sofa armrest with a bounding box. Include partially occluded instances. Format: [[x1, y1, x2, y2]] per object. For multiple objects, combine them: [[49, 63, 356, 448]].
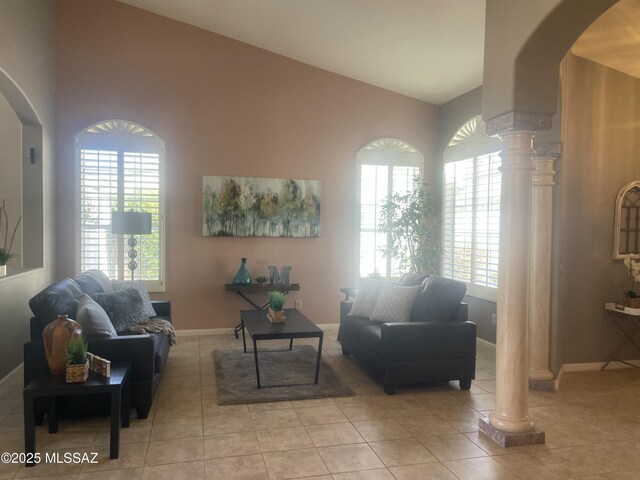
[[86, 335, 156, 381], [340, 301, 353, 318], [152, 301, 171, 319], [381, 321, 477, 362]]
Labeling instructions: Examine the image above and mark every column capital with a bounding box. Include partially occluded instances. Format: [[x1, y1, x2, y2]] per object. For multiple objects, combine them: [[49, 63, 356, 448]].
[[533, 141, 562, 158], [485, 111, 554, 136]]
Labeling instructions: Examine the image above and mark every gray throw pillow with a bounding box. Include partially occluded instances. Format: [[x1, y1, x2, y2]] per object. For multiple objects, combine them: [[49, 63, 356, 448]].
[[111, 280, 156, 318], [348, 278, 385, 318], [91, 288, 149, 333], [76, 293, 117, 337], [370, 283, 420, 323]]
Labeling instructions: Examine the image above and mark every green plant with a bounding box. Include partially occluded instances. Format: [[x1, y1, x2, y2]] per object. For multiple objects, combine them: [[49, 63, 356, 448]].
[[269, 291, 286, 311], [378, 177, 441, 275], [0, 199, 21, 266], [256, 275, 268, 284], [66, 338, 88, 365]]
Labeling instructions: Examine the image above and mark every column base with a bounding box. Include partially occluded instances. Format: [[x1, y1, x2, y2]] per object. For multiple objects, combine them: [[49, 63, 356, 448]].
[[479, 417, 545, 447], [529, 378, 556, 392]]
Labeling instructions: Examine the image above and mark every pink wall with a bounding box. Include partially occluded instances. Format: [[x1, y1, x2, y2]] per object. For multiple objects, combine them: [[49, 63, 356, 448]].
[[56, 0, 438, 330]]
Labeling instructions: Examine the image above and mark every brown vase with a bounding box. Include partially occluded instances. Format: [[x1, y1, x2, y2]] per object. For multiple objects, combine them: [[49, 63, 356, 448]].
[[42, 315, 83, 375], [626, 297, 640, 309]]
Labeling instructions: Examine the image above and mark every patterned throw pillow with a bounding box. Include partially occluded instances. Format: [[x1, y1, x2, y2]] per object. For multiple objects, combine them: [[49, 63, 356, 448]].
[[348, 278, 385, 318], [370, 283, 420, 323], [76, 293, 117, 337], [111, 280, 156, 318], [91, 288, 149, 333]]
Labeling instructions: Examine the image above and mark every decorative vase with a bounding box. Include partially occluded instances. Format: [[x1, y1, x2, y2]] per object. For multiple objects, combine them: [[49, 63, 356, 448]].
[[0, 265, 5, 277], [66, 361, 90, 383], [233, 258, 252, 285], [42, 315, 83, 375]]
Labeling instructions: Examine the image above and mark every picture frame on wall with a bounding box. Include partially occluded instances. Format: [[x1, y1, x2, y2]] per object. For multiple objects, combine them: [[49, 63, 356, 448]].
[[202, 175, 321, 238]]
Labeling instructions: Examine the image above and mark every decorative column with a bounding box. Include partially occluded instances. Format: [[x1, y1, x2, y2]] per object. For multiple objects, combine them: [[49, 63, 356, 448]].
[[528, 143, 561, 391], [479, 112, 550, 447]]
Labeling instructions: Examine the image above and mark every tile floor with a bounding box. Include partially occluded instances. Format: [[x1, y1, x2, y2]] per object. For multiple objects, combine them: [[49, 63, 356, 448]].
[[1, 326, 640, 479]]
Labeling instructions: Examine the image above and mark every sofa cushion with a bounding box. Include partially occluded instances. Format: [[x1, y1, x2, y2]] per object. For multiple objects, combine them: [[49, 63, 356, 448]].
[[112, 280, 156, 318], [410, 276, 467, 323], [75, 270, 113, 295], [399, 273, 430, 287], [357, 324, 384, 357], [348, 278, 384, 318], [76, 294, 117, 337], [91, 288, 149, 333], [29, 278, 83, 334], [371, 283, 419, 323]]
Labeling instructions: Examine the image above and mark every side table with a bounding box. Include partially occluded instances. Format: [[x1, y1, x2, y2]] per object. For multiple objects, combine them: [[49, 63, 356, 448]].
[[603, 303, 640, 370], [23, 362, 131, 466]]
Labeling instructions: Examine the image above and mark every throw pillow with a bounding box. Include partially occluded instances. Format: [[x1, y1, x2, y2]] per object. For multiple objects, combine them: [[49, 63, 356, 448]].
[[111, 279, 156, 318], [348, 278, 385, 318], [76, 293, 117, 337], [91, 288, 149, 333], [370, 283, 420, 323]]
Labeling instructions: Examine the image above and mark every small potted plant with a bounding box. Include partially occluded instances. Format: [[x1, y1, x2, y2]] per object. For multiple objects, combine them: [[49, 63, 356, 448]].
[[624, 254, 640, 308], [0, 200, 21, 278], [256, 275, 268, 286], [65, 338, 89, 383], [268, 291, 287, 323]]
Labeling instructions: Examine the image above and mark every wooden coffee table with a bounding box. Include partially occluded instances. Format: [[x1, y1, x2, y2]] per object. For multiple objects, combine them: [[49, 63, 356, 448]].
[[240, 309, 324, 388]]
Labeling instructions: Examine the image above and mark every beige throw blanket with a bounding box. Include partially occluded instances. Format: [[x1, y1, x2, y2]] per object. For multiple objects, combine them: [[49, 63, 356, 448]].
[[128, 319, 177, 346]]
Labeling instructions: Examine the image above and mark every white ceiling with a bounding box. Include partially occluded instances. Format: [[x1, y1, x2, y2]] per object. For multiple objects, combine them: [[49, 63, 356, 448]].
[[117, 0, 486, 105], [572, 0, 640, 80]]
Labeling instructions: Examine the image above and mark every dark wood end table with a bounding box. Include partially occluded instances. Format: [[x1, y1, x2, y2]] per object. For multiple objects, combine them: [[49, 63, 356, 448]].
[[240, 309, 323, 389], [23, 362, 131, 466]]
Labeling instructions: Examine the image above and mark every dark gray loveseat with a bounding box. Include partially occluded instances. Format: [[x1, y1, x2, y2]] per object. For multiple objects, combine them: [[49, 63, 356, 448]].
[[24, 270, 171, 419], [339, 276, 476, 394]]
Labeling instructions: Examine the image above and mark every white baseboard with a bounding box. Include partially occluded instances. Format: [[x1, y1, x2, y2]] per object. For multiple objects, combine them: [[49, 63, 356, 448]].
[[554, 359, 640, 390], [0, 363, 23, 387], [476, 337, 496, 349]]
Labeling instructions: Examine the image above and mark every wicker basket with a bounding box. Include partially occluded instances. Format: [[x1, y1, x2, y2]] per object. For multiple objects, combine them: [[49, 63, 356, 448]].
[[268, 307, 286, 323], [66, 361, 89, 383]]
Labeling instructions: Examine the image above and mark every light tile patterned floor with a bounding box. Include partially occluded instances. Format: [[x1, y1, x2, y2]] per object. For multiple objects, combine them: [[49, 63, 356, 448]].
[[2, 326, 640, 479]]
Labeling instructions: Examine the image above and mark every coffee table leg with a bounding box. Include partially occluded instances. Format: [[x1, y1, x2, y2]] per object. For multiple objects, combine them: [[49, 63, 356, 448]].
[[289, 338, 293, 351], [23, 393, 35, 467], [48, 397, 58, 433], [121, 370, 131, 428], [253, 339, 261, 389], [110, 389, 121, 459], [314, 333, 324, 384]]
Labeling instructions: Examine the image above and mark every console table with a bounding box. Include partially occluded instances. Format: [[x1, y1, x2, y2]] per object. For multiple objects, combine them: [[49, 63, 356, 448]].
[[226, 283, 301, 338], [603, 303, 640, 370]]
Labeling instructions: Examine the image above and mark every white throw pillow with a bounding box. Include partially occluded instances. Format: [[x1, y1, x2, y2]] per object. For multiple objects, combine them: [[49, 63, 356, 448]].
[[76, 293, 117, 337], [348, 278, 385, 318], [111, 279, 156, 318], [370, 283, 420, 323]]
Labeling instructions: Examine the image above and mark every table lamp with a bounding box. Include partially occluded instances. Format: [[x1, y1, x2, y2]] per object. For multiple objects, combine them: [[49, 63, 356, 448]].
[[111, 211, 152, 280]]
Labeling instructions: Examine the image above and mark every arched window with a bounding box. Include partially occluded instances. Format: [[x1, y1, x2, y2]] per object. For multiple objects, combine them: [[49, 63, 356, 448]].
[[356, 138, 423, 278], [614, 180, 640, 259], [442, 116, 502, 300], [76, 120, 165, 291]]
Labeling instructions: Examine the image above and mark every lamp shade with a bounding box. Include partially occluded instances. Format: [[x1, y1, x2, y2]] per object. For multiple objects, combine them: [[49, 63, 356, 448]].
[[111, 211, 152, 235]]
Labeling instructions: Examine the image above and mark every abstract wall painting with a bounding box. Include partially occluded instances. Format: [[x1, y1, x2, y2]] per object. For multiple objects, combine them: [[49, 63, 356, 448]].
[[202, 175, 321, 237]]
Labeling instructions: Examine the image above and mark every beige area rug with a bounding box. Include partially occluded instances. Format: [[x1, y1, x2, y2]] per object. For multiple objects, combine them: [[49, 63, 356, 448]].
[[213, 345, 354, 405]]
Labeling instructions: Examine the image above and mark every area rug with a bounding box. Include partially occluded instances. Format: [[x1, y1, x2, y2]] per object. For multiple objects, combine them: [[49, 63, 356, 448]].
[[213, 345, 354, 405]]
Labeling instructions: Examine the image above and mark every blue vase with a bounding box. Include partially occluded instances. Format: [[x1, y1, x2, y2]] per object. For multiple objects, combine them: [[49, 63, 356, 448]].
[[233, 258, 252, 285]]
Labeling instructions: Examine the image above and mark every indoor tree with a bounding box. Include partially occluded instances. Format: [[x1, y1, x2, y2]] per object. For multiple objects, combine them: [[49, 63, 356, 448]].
[[378, 177, 441, 275]]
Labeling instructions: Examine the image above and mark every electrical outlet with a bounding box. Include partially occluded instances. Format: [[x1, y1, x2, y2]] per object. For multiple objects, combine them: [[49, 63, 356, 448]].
[[295, 299, 303, 310], [491, 313, 497, 326]]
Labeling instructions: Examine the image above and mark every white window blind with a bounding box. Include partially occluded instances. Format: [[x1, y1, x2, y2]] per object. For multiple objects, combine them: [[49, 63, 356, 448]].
[[442, 153, 501, 290], [77, 120, 164, 291]]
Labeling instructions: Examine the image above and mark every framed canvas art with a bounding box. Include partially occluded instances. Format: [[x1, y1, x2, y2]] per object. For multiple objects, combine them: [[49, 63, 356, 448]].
[[203, 175, 321, 237]]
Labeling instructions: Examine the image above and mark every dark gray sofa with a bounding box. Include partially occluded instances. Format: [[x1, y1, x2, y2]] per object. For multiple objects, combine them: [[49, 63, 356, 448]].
[[339, 276, 476, 394], [24, 270, 171, 419]]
